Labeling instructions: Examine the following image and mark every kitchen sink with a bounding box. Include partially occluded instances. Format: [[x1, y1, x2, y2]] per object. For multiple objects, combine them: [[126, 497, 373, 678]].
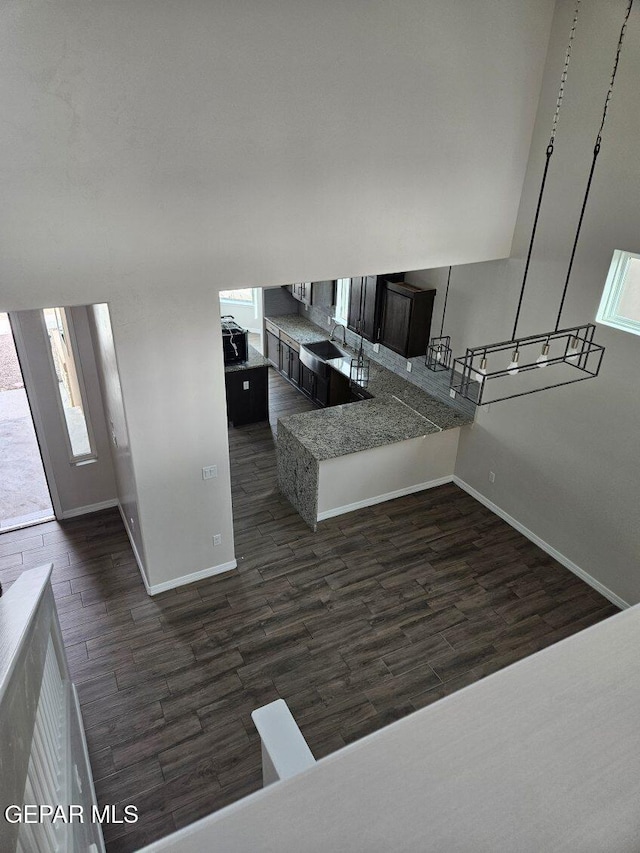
[[300, 340, 349, 378], [304, 340, 348, 360]]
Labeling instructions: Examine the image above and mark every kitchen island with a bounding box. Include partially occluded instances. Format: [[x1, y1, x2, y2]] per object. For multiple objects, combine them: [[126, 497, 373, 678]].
[[268, 315, 474, 530], [224, 344, 270, 426]]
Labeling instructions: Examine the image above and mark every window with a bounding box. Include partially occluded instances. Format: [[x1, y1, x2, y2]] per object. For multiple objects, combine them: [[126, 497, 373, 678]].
[[43, 307, 95, 462], [219, 288, 254, 303], [597, 250, 640, 336], [334, 279, 351, 326]]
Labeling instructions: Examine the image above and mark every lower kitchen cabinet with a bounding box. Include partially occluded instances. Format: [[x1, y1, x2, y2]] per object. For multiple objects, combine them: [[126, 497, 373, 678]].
[[225, 366, 269, 426], [329, 367, 373, 406], [281, 341, 301, 386], [300, 364, 329, 407], [266, 330, 280, 369]]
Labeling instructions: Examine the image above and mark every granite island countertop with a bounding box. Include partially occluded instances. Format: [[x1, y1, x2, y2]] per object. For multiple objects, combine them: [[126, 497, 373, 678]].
[[224, 344, 269, 373], [267, 314, 474, 462]]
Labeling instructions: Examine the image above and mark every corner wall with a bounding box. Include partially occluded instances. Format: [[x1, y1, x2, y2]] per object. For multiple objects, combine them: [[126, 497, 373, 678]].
[[410, 1, 640, 606], [88, 303, 148, 579], [104, 289, 236, 592]]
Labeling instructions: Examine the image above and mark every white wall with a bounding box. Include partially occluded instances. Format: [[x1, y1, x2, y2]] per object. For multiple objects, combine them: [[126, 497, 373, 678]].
[[409, 1, 640, 606], [88, 304, 147, 578], [317, 430, 459, 520], [10, 308, 117, 518], [105, 289, 236, 591], [0, 0, 555, 589], [0, 0, 554, 313]]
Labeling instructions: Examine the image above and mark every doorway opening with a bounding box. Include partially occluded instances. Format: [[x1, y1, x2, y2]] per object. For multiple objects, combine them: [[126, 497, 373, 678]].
[[0, 313, 54, 531], [219, 288, 263, 354]]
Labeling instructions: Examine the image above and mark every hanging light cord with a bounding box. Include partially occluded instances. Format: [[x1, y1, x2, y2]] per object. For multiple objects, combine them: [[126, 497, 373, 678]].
[[554, 0, 634, 331], [511, 0, 581, 341], [439, 266, 452, 337]]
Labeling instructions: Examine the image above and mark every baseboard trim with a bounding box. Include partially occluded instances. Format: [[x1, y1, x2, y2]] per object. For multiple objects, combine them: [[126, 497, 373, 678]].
[[317, 476, 454, 522], [60, 499, 119, 520], [117, 503, 149, 592], [146, 560, 238, 596], [452, 476, 629, 610], [116, 503, 237, 596]]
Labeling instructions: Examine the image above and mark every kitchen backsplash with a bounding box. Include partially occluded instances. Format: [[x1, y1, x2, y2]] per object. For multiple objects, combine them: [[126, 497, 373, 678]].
[[263, 285, 299, 316]]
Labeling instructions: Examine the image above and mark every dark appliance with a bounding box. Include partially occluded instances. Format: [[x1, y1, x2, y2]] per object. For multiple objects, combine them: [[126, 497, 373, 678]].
[[221, 316, 249, 365]]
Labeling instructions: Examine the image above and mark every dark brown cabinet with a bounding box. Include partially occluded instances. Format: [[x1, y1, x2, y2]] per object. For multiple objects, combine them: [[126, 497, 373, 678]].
[[300, 364, 329, 407], [267, 321, 302, 388], [225, 366, 269, 426], [379, 281, 436, 358], [290, 282, 308, 302], [281, 341, 300, 386], [266, 329, 280, 369], [347, 276, 380, 342], [288, 281, 335, 307], [347, 273, 404, 342]]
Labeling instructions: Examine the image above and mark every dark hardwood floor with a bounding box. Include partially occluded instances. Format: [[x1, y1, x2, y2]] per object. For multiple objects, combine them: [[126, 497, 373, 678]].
[[0, 368, 619, 851]]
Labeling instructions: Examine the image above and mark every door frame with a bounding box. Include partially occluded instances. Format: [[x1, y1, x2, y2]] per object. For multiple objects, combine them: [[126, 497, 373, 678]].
[[8, 312, 63, 520]]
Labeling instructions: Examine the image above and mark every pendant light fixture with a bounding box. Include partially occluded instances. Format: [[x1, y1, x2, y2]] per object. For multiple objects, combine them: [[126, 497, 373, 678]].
[[350, 276, 371, 389], [350, 336, 370, 388], [451, 0, 631, 406], [425, 266, 453, 371]]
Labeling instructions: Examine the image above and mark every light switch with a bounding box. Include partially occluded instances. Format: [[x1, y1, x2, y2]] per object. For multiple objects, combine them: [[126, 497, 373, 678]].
[[202, 465, 218, 480], [243, 380, 250, 390]]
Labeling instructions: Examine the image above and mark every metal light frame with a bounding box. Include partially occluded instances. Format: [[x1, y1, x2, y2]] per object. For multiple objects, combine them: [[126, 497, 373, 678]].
[[350, 332, 370, 389], [426, 266, 453, 372], [451, 323, 604, 405], [449, 0, 635, 407], [350, 355, 370, 389], [426, 335, 452, 371]]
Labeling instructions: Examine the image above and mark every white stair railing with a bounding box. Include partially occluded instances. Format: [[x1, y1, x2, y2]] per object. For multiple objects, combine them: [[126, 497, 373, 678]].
[[251, 698, 316, 786], [0, 564, 105, 853]]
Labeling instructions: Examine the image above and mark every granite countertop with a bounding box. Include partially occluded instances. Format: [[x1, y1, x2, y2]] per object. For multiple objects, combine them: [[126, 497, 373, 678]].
[[224, 344, 269, 373], [279, 397, 443, 460], [267, 314, 333, 345], [266, 314, 474, 461]]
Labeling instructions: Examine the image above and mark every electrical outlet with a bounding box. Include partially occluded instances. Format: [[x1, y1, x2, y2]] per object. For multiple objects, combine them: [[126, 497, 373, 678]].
[[373, 343, 380, 353], [213, 534, 222, 546], [406, 361, 412, 372], [449, 389, 456, 399], [242, 380, 250, 391], [202, 465, 218, 480], [489, 471, 496, 484]]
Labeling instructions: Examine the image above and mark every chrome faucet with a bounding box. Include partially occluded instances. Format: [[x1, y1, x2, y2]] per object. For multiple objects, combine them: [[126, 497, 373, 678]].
[[330, 323, 347, 346]]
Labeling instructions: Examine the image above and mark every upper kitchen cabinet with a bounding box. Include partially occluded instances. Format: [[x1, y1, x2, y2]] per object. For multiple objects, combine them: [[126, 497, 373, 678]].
[[288, 281, 335, 307], [347, 273, 404, 342], [379, 281, 436, 358], [348, 276, 377, 341]]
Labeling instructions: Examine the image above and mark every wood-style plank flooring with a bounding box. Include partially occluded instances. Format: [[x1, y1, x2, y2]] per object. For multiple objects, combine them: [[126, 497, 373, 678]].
[[0, 369, 619, 851]]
